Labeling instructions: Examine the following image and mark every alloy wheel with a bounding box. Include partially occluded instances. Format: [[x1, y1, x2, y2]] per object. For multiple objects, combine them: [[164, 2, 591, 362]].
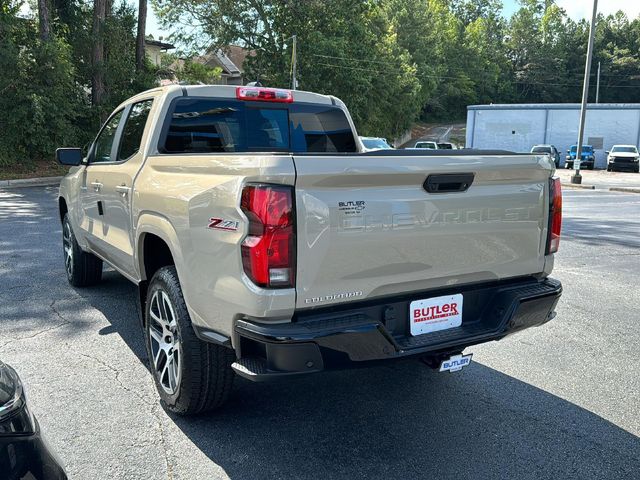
[[63, 222, 73, 278], [148, 290, 182, 395]]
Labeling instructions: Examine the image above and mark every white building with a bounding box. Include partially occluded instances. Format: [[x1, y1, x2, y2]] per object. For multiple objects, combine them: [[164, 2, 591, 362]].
[[466, 103, 640, 169]]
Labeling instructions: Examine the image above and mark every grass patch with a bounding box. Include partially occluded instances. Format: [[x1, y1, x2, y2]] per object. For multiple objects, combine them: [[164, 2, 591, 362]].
[[0, 160, 69, 181]]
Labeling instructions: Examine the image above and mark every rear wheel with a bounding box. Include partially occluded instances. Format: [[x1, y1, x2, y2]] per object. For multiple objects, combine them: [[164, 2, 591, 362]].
[[145, 266, 235, 415], [62, 214, 102, 287]]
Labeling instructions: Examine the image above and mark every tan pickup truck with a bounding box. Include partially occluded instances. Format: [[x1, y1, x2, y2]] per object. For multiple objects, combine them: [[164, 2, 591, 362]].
[[56, 85, 563, 415]]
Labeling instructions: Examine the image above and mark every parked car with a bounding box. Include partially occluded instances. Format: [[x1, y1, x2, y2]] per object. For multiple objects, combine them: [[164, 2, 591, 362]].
[[606, 145, 640, 172], [566, 145, 595, 170], [413, 140, 438, 149], [56, 85, 562, 415], [531, 144, 560, 167], [0, 361, 67, 479], [437, 142, 455, 149], [360, 136, 394, 152]]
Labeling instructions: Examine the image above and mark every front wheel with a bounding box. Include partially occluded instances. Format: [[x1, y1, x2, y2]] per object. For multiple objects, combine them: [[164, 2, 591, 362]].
[[62, 214, 102, 287], [145, 266, 235, 415]]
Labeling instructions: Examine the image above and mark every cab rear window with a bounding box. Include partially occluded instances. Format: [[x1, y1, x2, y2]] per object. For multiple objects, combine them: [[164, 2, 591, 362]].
[[161, 98, 356, 154]]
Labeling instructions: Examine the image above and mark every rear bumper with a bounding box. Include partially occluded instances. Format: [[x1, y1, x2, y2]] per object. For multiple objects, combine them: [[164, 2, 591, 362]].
[[232, 277, 562, 381]]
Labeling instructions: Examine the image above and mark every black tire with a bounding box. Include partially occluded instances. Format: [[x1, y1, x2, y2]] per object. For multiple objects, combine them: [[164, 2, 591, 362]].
[[144, 266, 235, 415], [62, 214, 102, 287]]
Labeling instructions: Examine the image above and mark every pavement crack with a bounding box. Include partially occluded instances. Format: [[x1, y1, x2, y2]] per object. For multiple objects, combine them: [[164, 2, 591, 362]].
[[152, 404, 174, 480], [79, 353, 155, 407], [0, 300, 70, 351], [79, 353, 174, 479]]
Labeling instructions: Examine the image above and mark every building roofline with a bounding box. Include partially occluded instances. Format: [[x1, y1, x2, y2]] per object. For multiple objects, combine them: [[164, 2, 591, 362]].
[[145, 39, 175, 50], [468, 103, 640, 111]]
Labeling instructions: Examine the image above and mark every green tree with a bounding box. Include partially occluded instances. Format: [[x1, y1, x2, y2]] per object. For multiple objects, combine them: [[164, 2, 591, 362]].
[[153, 0, 422, 138], [159, 53, 222, 84], [0, 1, 88, 166]]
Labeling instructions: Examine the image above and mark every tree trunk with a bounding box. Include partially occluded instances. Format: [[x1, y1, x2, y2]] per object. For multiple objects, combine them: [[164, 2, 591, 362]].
[[136, 0, 147, 72], [37, 0, 52, 41], [92, 0, 106, 107]]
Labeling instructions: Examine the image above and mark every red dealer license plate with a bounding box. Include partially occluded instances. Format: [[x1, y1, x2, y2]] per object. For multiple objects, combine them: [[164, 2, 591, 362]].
[[409, 294, 463, 336]]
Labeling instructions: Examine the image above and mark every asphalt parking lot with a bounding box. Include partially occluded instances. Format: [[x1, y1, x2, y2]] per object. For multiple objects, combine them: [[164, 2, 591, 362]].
[[0, 186, 639, 479], [556, 167, 640, 189]]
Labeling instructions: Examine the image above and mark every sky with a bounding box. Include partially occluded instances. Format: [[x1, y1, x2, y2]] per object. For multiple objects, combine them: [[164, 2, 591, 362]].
[[143, 1, 640, 40], [502, 0, 640, 20], [20, 2, 640, 40]]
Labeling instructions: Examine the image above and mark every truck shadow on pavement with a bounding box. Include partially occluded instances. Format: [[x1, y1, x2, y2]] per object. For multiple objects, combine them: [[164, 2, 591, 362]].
[[562, 216, 640, 250], [88, 272, 640, 480]]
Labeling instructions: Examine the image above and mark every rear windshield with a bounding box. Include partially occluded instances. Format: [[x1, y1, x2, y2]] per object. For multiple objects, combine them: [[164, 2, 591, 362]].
[[361, 138, 391, 149], [532, 146, 551, 153], [161, 98, 356, 154]]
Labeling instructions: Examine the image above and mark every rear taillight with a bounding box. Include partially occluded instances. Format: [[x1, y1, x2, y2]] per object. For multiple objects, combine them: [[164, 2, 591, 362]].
[[546, 177, 562, 254], [236, 86, 293, 103], [240, 184, 295, 288]]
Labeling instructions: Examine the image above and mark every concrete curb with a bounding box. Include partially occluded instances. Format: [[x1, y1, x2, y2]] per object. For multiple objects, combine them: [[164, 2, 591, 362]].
[[0, 176, 63, 189], [561, 182, 596, 190], [610, 187, 640, 194]]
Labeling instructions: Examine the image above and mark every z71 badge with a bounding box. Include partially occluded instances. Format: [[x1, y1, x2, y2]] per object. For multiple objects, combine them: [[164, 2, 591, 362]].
[[208, 217, 239, 231]]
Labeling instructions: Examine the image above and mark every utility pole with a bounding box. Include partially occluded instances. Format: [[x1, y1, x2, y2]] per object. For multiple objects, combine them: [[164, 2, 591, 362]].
[[595, 61, 601, 103], [572, 0, 598, 185], [291, 35, 298, 90]]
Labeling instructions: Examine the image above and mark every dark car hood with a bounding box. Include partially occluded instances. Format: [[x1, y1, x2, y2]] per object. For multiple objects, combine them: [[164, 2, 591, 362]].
[[0, 361, 21, 413]]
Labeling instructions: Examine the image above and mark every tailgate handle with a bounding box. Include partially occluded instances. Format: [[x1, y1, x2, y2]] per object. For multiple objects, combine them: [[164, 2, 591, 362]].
[[424, 173, 474, 193]]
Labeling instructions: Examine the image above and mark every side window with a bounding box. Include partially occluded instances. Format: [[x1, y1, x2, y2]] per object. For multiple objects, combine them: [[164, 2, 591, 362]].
[[92, 110, 124, 163], [118, 100, 154, 161]]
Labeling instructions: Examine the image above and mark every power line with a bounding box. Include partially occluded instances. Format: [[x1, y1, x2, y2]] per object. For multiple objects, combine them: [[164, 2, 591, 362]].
[[314, 53, 640, 85], [515, 80, 640, 88], [315, 61, 640, 89], [311, 53, 397, 65]]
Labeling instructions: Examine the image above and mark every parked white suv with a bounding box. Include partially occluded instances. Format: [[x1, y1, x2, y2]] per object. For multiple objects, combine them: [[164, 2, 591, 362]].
[[606, 145, 640, 173]]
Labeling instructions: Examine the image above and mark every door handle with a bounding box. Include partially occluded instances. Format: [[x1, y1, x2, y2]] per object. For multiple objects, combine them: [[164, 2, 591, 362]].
[[423, 173, 475, 193], [115, 184, 131, 196], [90, 181, 103, 192]]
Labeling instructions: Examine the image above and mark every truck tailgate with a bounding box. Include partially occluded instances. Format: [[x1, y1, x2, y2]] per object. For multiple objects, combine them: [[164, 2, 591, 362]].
[[293, 153, 551, 309]]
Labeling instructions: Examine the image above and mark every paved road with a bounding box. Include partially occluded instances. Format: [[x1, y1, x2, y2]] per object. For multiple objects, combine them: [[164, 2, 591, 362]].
[[557, 168, 640, 189], [0, 187, 638, 479]]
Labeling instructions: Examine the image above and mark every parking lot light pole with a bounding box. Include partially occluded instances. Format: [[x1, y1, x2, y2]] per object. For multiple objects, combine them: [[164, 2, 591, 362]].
[[572, 0, 598, 185]]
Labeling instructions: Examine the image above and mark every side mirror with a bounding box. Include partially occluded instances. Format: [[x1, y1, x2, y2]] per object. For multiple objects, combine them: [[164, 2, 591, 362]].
[[605, 151, 609, 154], [56, 148, 83, 166]]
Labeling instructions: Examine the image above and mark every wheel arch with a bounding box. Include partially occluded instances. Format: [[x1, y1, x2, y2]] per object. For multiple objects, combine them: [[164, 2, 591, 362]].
[[58, 196, 68, 224], [136, 213, 188, 324]]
